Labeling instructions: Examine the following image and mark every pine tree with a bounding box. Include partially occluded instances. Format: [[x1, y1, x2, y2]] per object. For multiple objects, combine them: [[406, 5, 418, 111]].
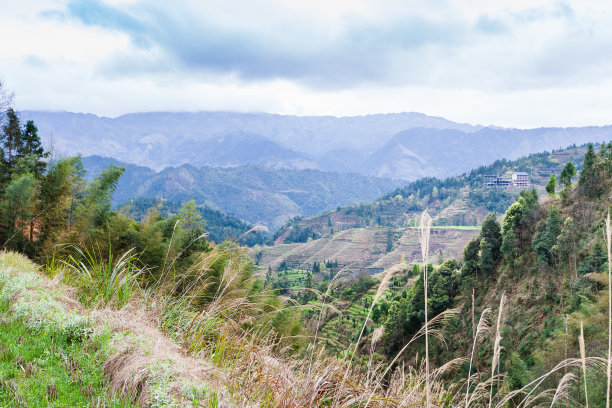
[[18, 120, 48, 177], [462, 238, 480, 276], [578, 241, 608, 275], [532, 205, 563, 266], [479, 238, 496, 275], [579, 144, 601, 197], [178, 199, 205, 233], [560, 161, 576, 187], [546, 174, 556, 197], [0, 108, 23, 179], [480, 213, 502, 262], [0, 172, 37, 248], [501, 227, 519, 267]]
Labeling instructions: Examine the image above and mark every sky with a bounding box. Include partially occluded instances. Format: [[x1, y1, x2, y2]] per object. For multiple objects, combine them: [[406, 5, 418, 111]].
[[2, 0, 612, 128]]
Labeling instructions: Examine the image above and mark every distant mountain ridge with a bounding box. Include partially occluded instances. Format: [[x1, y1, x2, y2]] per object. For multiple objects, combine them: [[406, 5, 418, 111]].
[[81, 156, 403, 230], [22, 110, 479, 176], [22, 110, 612, 180]]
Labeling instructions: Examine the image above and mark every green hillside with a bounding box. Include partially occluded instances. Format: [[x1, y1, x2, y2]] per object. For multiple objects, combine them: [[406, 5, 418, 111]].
[[3, 106, 612, 406], [117, 197, 267, 246], [81, 156, 403, 230], [274, 143, 591, 244], [273, 142, 612, 405]]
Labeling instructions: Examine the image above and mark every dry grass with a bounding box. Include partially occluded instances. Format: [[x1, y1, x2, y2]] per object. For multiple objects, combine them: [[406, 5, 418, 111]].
[[5, 204, 612, 408], [606, 210, 611, 408], [419, 210, 432, 408]]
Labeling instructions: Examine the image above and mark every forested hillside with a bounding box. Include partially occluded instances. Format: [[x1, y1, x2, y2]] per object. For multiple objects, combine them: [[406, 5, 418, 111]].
[[3, 100, 612, 406], [81, 155, 402, 230], [273, 142, 612, 406], [275, 143, 591, 243]]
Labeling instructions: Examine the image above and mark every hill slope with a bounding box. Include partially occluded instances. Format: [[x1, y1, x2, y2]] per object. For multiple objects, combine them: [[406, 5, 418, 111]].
[[82, 156, 403, 230]]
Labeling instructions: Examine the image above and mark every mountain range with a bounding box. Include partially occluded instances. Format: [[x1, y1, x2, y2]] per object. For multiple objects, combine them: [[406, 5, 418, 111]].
[[27, 110, 609, 180], [81, 156, 402, 230], [22, 110, 612, 181]]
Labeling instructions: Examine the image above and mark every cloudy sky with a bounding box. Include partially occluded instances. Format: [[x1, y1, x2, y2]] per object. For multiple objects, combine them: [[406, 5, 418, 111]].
[[2, 0, 612, 127]]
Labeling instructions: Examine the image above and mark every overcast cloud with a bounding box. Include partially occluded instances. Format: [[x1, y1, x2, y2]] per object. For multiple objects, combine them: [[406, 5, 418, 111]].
[[1, 0, 612, 127]]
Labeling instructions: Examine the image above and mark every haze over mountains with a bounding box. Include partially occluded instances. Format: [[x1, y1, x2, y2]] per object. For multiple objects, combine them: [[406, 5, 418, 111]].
[[22, 110, 612, 181]]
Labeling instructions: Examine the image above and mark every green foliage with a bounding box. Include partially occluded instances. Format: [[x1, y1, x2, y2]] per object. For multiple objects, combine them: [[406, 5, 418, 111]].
[[0, 172, 37, 249], [577, 240, 607, 275], [0, 310, 134, 407], [461, 238, 480, 276], [559, 161, 576, 187], [62, 245, 144, 308], [74, 164, 124, 231], [502, 199, 524, 235], [18, 121, 47, 177], [501, 227, 519, 266], [545, 174, 556, 196], [383, 260, 460, 355], [479, 213, 502, 264], [532, 205, 562, 266], [578, 144, 601, 197], [0, 253, 135, 407], [178, 199, 205, 233], [0, 109, 21, 178], [478, 237, 496, 275], [119, 197, 267, 246], [386, 228, 393, 252]]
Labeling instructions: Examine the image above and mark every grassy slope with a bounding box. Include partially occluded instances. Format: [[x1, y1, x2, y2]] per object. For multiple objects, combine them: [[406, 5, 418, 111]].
[[0, 252, 135, 407], [0, 252, 224, 407]]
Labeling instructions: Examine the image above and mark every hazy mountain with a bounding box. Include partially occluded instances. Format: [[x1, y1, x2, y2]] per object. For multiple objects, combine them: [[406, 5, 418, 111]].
[[82, 156, 403, 230], [363, 126, 612, 180], [22, 110, 612, 180], [22, 110, 479, 171]]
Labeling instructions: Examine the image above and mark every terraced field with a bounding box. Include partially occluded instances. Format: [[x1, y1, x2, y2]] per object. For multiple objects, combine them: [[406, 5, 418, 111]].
[[253, 226, 478, 277]]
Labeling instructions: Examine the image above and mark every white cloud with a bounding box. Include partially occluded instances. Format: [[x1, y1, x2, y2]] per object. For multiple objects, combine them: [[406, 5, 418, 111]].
[[1, 0, 612, 128]]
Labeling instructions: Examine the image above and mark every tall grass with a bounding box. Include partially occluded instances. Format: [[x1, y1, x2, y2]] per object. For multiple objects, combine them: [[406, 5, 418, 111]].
[[606, 210, 611, 408], [419, 210, 432, 408], [20, 210, 612, 407], [580, 321, 589, 408], [488, 293, 505, 408], [61, 244, 144, 308]]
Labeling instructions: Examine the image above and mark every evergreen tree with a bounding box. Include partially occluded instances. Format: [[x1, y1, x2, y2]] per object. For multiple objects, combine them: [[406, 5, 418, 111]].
[[462, 238, 480, 276], [480, 213, 502, 262], [545, 174, 556, 197], [0, 172, 37, 248], [578, 241, 608, 275], [600, 142, 612, 176], [18, 120, 47, 177], [532, 205, 563, 266], [578, 144, 601, 197], [178, 199, 205, 233], [559, 161, 576, 187], [478, 238, 496, 275], [557, 217, 577, 277], [0, 108, 23, 180], [266, 265, 272, 283], [502, 198, 524, 234], [386, 228, 393, 252], [501, 227, 519, 267]]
